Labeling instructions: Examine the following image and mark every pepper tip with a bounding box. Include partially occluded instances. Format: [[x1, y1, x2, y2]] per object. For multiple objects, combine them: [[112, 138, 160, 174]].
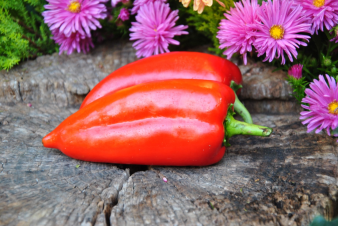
[[42, 132, 57, 149]]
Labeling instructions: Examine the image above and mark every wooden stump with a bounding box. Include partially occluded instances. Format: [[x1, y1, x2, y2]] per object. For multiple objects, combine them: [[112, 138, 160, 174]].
[[0, 42, 337, 226], [0, 103, 129, 226], [110, 114, 338, 226]]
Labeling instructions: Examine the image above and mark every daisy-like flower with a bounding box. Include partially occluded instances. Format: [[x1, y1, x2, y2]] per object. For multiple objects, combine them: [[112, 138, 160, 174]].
[[217, 0, 260, 65], [129, 1, 188, 58], [294, 0, 338, 34], [254, 0, 312, 65], [131, 0, 166, 15], [288, 64, 303, 79], [179, 0, 212, 14], [118, 8, 130, 21], [52, 29, 94, 55], [300, 74, 338, 139], [42, 0, 108, 37]]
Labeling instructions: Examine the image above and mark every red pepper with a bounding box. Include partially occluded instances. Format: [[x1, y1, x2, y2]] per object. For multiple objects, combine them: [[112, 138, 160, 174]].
[[43, 79, 272, 166], [81, 52, 252, 123]]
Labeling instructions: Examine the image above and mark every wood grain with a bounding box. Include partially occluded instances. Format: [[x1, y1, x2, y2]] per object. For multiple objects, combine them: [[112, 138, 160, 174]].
[[0, 42, 337, 226]]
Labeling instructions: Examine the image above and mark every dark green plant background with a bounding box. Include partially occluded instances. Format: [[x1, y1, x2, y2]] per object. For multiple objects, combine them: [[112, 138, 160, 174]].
[[0, 0, 58, 70]]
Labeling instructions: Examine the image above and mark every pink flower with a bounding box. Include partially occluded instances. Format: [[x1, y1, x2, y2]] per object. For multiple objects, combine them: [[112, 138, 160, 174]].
[[288, 64, 303, 79], [300, 74, 338, 139], [217, 0, 260, 65], [294, 0, 338, 34], [118, 8, 130, 21], [42, 0, 108, 37], [254, 0, 311, 65], [129, 1, 188, 58], [131, 0, 166, 15], [52, 30, 94, 55]]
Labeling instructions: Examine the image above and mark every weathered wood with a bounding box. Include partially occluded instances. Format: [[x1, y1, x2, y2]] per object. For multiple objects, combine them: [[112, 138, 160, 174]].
[[0, 42, 138, 107], [238, 61, 301, 113], [0, 103, 129, 226], [110, 114, 338, 226], [0, 42, 337, 226], [0, 42, 296, 113], [1, 105, 337, 226]]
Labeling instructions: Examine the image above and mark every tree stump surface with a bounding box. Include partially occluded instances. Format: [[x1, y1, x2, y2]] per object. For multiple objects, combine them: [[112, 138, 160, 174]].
[[0, 42, 337, 226]]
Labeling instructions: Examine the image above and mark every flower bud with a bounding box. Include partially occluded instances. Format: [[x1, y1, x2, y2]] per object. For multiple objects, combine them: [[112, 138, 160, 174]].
[[323, 58, 332, 67], [288, 64, 303, 79], [310, 58, 317, 65], [332, 66, 337, 74], [118, 8, 130, 21]]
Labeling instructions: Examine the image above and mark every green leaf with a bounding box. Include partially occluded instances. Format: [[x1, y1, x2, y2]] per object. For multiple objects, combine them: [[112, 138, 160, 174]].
[[0, 0, 58, 70]]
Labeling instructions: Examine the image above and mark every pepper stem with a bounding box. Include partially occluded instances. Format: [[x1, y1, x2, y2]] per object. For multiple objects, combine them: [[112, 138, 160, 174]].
[[230, 81, 253, 124], [234, 93, 253, 124], [223, 106, 272, 146]]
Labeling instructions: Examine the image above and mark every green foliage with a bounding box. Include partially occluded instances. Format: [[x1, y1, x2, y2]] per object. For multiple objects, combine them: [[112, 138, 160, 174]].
[[257, 0, 268, 5], [184, 0, 235, 55], [285, 75, 308, 104], [167, 0, 211, 51], [309, 216, 338, 226], [93, 2, 134, 44], [0, 0, 58, 71]]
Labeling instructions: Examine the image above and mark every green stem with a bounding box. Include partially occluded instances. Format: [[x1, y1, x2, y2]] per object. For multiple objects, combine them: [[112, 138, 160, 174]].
[[223, 107, 272, 146], [233, 93, 253, 124], [230, 81, 253, 124]]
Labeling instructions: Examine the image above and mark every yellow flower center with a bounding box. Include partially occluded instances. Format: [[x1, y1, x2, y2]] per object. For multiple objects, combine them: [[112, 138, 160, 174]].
[[313, 0, 325, 8], [68, 0, 81, 13], [328, 100, 338, 115], [270, 25, 284, 40]]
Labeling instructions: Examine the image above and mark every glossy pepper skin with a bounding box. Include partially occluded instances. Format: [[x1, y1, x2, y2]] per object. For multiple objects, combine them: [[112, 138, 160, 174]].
[[80, 51, 242, 109], [43, 79, 235, 166]]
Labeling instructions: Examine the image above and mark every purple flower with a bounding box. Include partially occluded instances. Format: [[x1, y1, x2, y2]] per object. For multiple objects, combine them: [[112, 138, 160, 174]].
[[288, 64, 303, 79], [52, 30, 94, 55], [129, 1, 188, 58], [131, 0, 166, 15], [217, 0, 260, 65], [300, 74, 338, 138], [254, 0, 311, 65], [118, 8, 130, 21], [294, 0, 338, 34], [43, 0, 108, 37]]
